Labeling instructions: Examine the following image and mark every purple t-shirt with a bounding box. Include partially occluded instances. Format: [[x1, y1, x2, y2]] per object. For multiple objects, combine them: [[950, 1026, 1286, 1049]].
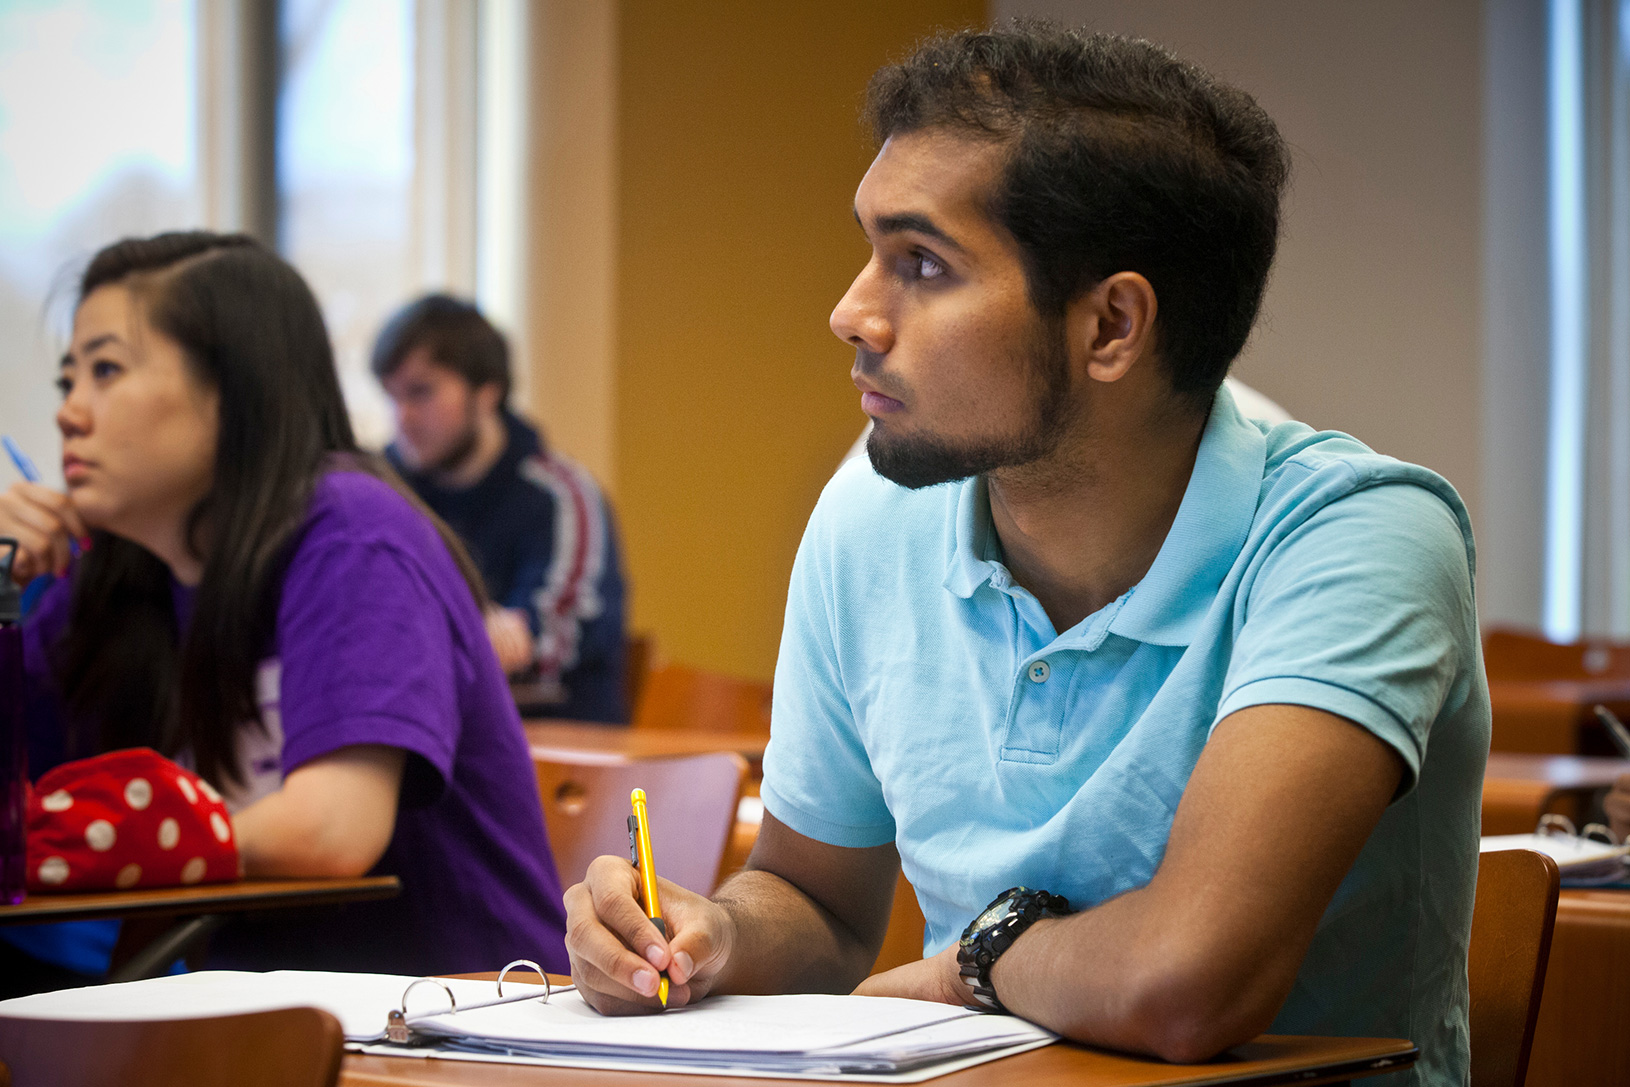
[[22, 471, 568, 976]]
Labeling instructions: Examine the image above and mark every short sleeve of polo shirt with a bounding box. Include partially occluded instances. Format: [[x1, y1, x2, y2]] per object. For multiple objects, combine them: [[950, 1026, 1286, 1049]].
[[1216, 477, 1477, 795], [274, 537, 461, 803], [760, 484, 895, 849]]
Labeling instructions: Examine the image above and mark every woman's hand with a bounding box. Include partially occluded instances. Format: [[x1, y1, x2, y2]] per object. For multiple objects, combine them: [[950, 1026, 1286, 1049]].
[[0, 482, 88, 582]]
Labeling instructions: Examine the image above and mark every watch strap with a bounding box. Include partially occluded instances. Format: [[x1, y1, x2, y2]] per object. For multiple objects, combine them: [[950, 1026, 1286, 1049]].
[[956, 887, 1070, 1012]]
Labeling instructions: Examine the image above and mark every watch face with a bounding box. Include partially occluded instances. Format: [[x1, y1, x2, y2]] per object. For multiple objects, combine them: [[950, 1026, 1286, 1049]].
[[973, 899, 1012, 930]]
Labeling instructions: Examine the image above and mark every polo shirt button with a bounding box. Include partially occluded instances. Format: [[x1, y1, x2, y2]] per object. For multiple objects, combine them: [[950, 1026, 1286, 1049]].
[[990, 572, 1008, 588], [1027, 660, 1051, 683]]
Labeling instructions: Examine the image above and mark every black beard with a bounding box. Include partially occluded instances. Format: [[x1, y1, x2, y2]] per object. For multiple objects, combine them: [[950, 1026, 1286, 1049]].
[[863, 325, 1073, 489]]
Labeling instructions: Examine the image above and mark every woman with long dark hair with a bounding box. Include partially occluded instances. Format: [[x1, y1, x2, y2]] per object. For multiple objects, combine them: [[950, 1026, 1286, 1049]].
[[0, 231, 566, 983]]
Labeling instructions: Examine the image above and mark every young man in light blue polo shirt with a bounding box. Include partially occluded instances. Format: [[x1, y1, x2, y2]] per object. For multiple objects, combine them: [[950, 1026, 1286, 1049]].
[[565, 24, 1487, 1085]]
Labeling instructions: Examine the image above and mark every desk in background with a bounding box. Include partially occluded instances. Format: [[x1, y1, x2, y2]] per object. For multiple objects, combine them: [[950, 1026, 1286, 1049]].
[[525, 719, 769, 769], [1487, 678, 1630, 755], [0, 876, 401, 982], [1480, 752, 1626, 833]]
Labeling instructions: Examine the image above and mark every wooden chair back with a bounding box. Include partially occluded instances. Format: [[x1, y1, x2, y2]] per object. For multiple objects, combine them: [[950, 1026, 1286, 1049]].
[[1469, 848, 1561, 1087], [633, 663, 772, 734], [870, 869, 928, 975], [0, 1006, 343, 1087], [624, 631, 656, 717], [536, 750, 748, 895], [1484, 626, 1630, 681]]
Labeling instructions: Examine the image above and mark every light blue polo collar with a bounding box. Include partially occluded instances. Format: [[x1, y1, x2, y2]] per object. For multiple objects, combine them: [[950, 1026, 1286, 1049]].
[[942, 385, 1267, 647]]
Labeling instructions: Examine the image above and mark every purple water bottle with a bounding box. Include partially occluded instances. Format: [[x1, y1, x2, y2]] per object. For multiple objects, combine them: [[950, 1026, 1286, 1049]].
[[0, 539, 26, 904]]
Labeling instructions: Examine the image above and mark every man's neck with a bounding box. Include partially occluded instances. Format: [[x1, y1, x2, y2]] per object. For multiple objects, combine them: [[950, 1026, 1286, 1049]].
[[432, 410, 509, 489], [987, 395, 1208, 636]]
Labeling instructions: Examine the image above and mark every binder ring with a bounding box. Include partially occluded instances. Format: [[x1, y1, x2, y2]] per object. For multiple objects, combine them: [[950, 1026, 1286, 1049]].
[[1538, 813, 1578, 838], [1582, 822, 1622, 845], [497, 959, 551, 1000], [401, 977, 458, 1016]]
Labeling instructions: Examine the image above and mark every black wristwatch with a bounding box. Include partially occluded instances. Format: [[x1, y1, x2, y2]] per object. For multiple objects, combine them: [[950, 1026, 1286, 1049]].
[[956, 886, 1071, 1012]]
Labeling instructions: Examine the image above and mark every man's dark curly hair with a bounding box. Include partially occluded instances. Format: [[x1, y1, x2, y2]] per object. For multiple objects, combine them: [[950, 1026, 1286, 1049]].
[[863, 21, 1290, 404]]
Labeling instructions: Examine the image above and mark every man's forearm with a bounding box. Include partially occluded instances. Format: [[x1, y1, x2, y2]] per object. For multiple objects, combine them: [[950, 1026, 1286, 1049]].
[[982, 706, 1402, 1063], [986, 885, 1292, 1061], [709, 868, 886, 995]]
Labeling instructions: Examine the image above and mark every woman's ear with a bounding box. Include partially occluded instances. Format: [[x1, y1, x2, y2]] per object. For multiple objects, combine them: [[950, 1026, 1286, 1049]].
[[1067, 272, 1158, 385]]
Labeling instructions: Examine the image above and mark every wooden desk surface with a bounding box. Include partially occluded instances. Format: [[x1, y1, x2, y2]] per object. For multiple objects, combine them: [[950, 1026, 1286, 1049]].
[[525, 720, 770, 764], [1480, 753, 1627, 833], [341, 1034, 1416, 1087], [1486, 679, 1630, 754], [0, 875, 401, 926], [1484, 751, 1627, 788], [341, 975, 1414, 1087], [1488, 677, 1630, 703]]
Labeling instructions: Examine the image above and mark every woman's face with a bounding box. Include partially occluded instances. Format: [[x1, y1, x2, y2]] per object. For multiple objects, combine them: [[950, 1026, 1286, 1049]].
[[57, 284, 220, 547]]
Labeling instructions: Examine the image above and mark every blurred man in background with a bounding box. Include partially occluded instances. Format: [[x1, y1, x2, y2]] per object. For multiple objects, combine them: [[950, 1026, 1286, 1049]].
[[373, 294, 628, 723]]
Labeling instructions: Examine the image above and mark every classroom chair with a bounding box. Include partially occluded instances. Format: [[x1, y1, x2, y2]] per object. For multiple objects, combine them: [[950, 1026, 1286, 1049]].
[[1484, 627, 1630, 681], [870, 868, 928, 976], [0, 1005, 343, 1087], [535, 750, 748, 895], [632, 662, 773, 733], [1468, 848, 1561, 1087], [1483, 627, 1630, 753], [624, 630, 656, 716]]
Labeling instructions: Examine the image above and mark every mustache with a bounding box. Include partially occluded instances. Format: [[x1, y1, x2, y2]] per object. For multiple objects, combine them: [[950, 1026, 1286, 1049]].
[[851, 348, 909, 398]]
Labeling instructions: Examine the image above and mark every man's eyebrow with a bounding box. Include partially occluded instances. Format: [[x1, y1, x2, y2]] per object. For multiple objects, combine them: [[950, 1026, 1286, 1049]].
[[61, 333, 122, 365], [853, 208, 968, 255]]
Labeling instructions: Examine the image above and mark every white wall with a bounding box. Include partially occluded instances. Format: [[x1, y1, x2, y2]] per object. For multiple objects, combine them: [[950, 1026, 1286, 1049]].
[[995, 0, 1546, 628]]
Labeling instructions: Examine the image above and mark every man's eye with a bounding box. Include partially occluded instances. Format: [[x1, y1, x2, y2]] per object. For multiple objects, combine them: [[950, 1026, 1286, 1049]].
[[91, 360, 121, 380], [55, 375, 72, 397], [915, 253, 946, 280]]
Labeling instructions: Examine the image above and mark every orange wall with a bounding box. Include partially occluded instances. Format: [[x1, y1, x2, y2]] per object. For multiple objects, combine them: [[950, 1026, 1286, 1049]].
[[614, 1, 984, 681]]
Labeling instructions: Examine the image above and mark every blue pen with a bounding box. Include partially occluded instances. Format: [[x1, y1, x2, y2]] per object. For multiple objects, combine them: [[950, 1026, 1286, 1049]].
[[3, 435, 79, 559], [2, 436, 40, 483]]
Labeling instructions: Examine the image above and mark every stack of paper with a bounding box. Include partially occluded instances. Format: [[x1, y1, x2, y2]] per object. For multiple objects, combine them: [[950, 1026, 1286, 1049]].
[[0, 971, 1056, 1083], [407, 990, 1055, 1078], [1481, 834, 1630, 883], [0, 971, 456, 1041]]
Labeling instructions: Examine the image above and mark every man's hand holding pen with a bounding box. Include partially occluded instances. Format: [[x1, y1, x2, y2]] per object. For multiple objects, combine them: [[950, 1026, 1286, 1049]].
[[563, 854, 738, 1014]]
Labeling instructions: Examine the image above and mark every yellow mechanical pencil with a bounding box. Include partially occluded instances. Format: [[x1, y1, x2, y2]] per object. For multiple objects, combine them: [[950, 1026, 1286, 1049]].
[[628, 787, 670, 1007]]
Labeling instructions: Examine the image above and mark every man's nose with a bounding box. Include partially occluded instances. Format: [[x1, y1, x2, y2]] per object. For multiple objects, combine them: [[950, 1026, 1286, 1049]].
[[830, 261, 893, 355]]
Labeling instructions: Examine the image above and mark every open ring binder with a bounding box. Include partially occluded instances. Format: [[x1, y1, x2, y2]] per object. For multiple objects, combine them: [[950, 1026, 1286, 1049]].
[[385, 959, 553, 1044]]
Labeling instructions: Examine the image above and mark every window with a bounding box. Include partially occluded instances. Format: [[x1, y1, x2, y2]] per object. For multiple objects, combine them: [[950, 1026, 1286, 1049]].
[[278, 0, 416, 448], [0, 0, 198, 486]]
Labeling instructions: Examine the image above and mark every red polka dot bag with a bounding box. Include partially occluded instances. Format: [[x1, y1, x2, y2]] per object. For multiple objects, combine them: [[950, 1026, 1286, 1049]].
[[25, 748, 239, 893]]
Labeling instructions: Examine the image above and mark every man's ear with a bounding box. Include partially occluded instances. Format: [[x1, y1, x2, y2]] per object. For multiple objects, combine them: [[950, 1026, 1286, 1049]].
[[1066, 271, 1158, 384]]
